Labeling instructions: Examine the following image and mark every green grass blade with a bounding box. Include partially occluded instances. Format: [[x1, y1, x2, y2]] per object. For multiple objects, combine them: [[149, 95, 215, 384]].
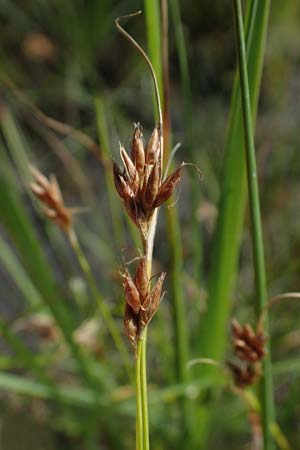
[[94, 95, 124, 249], [200, 0, 271, 361], [169, 0, 203, 294], [197, 0, 271, 446], [0, 234, 44, 307], [144, 0, 163, 119], [232, 0, 274, 446], [0, 371, 98, 408]]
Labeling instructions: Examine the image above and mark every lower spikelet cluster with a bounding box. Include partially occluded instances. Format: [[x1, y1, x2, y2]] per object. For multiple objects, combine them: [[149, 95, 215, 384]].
[[123, 257, 166, 351], [228, 319, 266, 388], [113, 123, 182, 237]]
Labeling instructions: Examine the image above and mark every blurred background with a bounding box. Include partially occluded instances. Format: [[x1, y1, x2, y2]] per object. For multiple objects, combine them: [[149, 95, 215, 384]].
[[0, 0, 300, 449]]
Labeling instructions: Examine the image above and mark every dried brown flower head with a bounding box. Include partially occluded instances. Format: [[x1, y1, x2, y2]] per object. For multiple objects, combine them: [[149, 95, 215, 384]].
[[231, 319, 266, 363], [228, 319, 266, 389], [227, 361, 258, 388], [113, 123, 182, 235], [122, 257, 166, 351], [30, 165, 72, 232]]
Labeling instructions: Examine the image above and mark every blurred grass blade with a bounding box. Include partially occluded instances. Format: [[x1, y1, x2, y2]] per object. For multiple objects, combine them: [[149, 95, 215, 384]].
[[94, 95, 123, 249], [200, 0, 271, 362], [1, 107, 32, 185], [144, 0, 163, 118], [0, 318, 50, 380], [169, 0, 203, 291], [0, 234, 44, 307], [197, 0, 271, 446], [232, 0, 274, 447], [0, 371, 98, 408]]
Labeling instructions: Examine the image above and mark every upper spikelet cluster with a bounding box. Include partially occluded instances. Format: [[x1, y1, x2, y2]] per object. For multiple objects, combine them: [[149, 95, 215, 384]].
[[113, 123, 182, 235]]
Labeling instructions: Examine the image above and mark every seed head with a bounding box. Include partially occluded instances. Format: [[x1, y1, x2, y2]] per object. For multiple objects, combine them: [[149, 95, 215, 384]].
[[113, 123, 183, 235], [227, 361, 258, 388], [231, 319, 266, 363], [122, 257, 166, 351], [30, 165, 72, 232], [228, 319, 266, 389]]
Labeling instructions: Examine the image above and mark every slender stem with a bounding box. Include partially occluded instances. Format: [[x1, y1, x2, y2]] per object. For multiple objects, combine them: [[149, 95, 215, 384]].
[[115, 11, 163, 132], [232, 1, 275, 448], [137, 217, 157, 450], [140, 330, 149, 450], [136, 340, 144, 450], [68, 228, 133, 383]]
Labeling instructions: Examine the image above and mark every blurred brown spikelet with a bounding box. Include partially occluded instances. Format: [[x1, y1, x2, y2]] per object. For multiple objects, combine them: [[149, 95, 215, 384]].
[[228, 319, 266, 388], [231, 319, 266, 363], [30, 165, 72, 232], [113, 123, 182, 234], [122, 257, 166, 351], [227, 361, 258, 388]]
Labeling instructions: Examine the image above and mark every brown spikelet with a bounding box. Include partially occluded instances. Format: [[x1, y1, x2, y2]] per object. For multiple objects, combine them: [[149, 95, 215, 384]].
[[153, 165, 183, 208], [120, 145, 140, 194], [124, 304, 139, 351], [30, 165, 72, 232], [134, 257, 149, 300], [123, 270, 141, 315], [227, 361, 258, 388], [131, 124, 145, 176], [113, 162, 127, 199], [113, 123, 184, 235], [139, 272, 166, 335], [121, 257, 166, 350], [228, 318, 266, 389], [231, 319, 266, 363], [146, 126, 160, 164], [144, 163, 160, 209]]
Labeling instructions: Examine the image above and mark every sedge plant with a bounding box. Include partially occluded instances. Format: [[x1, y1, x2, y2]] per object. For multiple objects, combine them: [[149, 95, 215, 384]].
[[113, 11, 186, 450]]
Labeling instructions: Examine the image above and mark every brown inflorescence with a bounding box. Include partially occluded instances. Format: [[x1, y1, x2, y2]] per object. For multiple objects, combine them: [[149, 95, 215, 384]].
[[228, 319, 266, 388], [122, 257, 166, 351], [113, 123, 182, 236], [30, 165, 72, 232]]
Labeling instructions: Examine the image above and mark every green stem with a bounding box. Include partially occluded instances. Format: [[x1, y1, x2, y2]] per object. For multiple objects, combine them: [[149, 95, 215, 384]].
[[136, 339, 144, 450], [232, 0, 275, 448], [68, 228, 133, 383], [140, 330, 150, 450]]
